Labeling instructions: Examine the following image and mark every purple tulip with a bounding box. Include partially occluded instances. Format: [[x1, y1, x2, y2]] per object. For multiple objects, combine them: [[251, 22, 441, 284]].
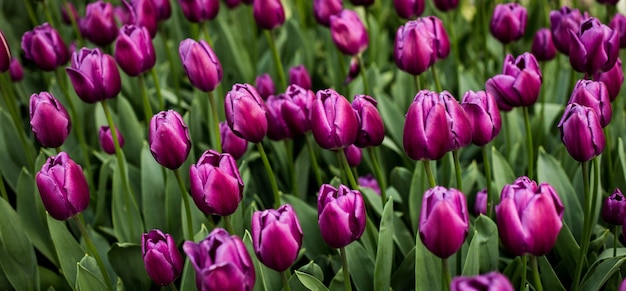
[[550, 6, 587, 55], [115, 4, 133, 25], [253, 0, 285, 30], [490, 3, 527, 44], [141, 230, 183, 286], [80, 1, 119, 46], [178, 0, 220, 23], [179, 38, 223, 92], [220, 121, 248, 160], [21, 23, 70, 71], [66, 48, 122, 104], [496, 176, 564, 256], [420, 186, 469, 258], [598, 0, 620, 5], [352, 95, 385, 148], [61, 3, 80, 25], [224, 0, 242, 8], [485, 53, 542, 111], [99, 126, 124, 155], [252, 204, 303, 272], [440, 92, 472, 151], [594, 58, 623, 102], [531, 28, 557, 61], [124, 0, 158, 38], [318, 184, 366, 248], [265, 94, 294, 141], [310, 89, 358, 150], [330, 10, 369, 56], [358, 174, 380, 195], [394, 16, 450, 75], [602, 188, 626, 225], [609, 14, 626, 48], [568, 79, 612, 128], [255, 74, 275, 100], [149, 110, 192, 170], [474, 189, 488, 215], [349, 0, 374, 6], [0, 30, 10, 72], [36, 152, 89, 220], [289, 65, 312, 90], [225, 83, 268, 143], [393, 0, 424, 19], [403, 90, 451, 161], [313, 0, 342, 26], [344, 56, 361, 84], [451, 272, 515, 291], [115, 25, 156, 76], [151, 0, 172, 21], [183, 228, 255, 291], [344, 144, 362, 167], [189, 150, 243, 216], [621, 278, 626, 291], [29, 92, 71, 148], [281, 84, 314, 136], [433, 0, 458, 11], [9, 58, 23, 82], [569, 17, 619, 75], [558, 103, 606, 162], [461, 90, 502, 146]]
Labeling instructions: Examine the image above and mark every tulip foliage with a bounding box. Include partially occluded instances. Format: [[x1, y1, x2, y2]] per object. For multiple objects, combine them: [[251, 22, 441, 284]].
[[3, 1, 626, 291]]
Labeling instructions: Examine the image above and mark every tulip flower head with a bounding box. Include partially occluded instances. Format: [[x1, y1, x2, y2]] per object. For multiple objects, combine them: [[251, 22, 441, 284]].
[[318, 184, 366, 248], [151, 0, 172, 21], [419, 186, 469, 258], [394, 16, 450, 75], [99, 126, 124, 155], [255, 73, 275, 100], [451, 272, 515, 291], [358, 174, 381, 195], [0, 30, 10, 72], [344, 56, 361, 84], [550, 6, 588, 56], [610, 13, 626, 48], [289, 65, 312, 90], [313, 0, 343, 27], [352, 95, 385, 148], [21, 23, 70, 71], [281, 84, 315, 136], [344, 144, 362, 167], [178, 0, 220, 23], [558, 103, 606, 162], [433, 0, 458, 12], [393, 0, 425, 19], [485, 53, 542, 111], [115, 25, 157, 76], [61, 3, 80, 25], [568, 79, 612, 128], [531, 28, 557, 61], [30, 92, 71, 148], [473, 189, 488, 216], [225, 83, 268, 143], [593, 58, 623, 102], [569, 17, 619, 75], [349, 0, 374, 6], [598, 0, 620, 5], [149, 110, 192, 169], [490, 3, 527, 44], [9, 58, 23, 82], [80, 1, 119, 46], [225, 0, 242, 8], [461, 90, 502, 146], [123, 0, 158, 38], [66, 48, 122, 103], [310, 89, 358, 150], [253, 0, 285, 30], [179, 38, 223, 92], [142, 230, 183, 286], [220, 121, 248, 160], [602, 188, 626, 225], [189, 150, 243, 216], [252, 204, 303, 271], [330, 10, 369, 56], [265, 94, 295, 141]]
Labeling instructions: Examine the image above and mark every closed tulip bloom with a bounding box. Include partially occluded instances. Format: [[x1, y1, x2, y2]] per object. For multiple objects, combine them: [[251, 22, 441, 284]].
[[568, 79, 612, 127], [179, 38, 222, 92], [21, 23, 70, 71], [344, 145, 362, 167], [330, 10, 369, 56], [490, 3, 527, 44], [225, 0, 242, 8], [80, 1, 119, 46], [115, 25, 156, 76], [420, 186, 469, 258], [343, 56, 360, 84], [0, 31, 10, 72], [124, 0, 158, 38], [151, 0, 172, 21], [403, 90, 451, 161], [602, 188, 626, 225], [289, 65, 312, 90], [183, 228, 255, 291], [189, 150, 243, 216], [461, 90, 502, 146], [609, 14, 626, 48], [265, 94, 294, 140], [451, 272, 515, 291], [281, 84, 314, 135], [149, 110, 192, 169], [310, 89, 358, 149], [30, 92, 71, 148], [252, 204, 303, 272], [225, 83, 268, 143], [485, 53, 542, 111], [318, 184, 366, 248], [9, 58, 23, 82], [558, 103, 606, 162], [220, 122, 248, 160], [313, 0, 342, 26], [393, 0, 424, 19], [433, 0, 458, 11], [142, 230, 183, 286], [352, 95, 385, 148], [349, 0, 374, 6], [594, 58, 623, 102], [550, 6, 586, 55], [598, 0, 620, 5], [115, 4, 133, 25], [394, 16, 450, 75], [569, 17, 619, 75], [440, 92, 472, 151], [66, 48, 122, 103], [99, 126, 124, 155], [253, 0, 285, 30], [358, 174, 380, 195], [474, 189, 488, 215], [496, 177, 564, 256], [178, 0, 220, 23], [36, 152, 89, 220], [61, 3, 80, 25], [531, 28, 557, 61], [255, 74, 275, 100]]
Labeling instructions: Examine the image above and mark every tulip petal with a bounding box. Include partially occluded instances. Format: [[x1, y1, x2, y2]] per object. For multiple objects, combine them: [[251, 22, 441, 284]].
[[319, 203, 352, 248], [256, 222, 299, 271], [66, 68, 99, 103], [419, 200, 468, 258], [144, 250, 177, 285], [522, 194, 563, 256], [496, 198, 529, 256]]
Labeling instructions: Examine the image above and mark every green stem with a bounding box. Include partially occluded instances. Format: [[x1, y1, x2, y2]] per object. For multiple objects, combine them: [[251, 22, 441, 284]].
[[431, 65, 443, 93], [523, 107, 534, 179], [423, 159, 437, 188], [614, 225, 619, 257], [63, 0, 85, 46], [414, 74, 421, 92], [604, 127, 613, 187], [357, 54, 370, 96], [502, 112, 510, 152], [208, 91, 222, 152], [159, 28, 182, 109], [139, 74, 154, 124], [42, 0, 57, 28], [55, 147, 62, 154], [150, 68, 164, 111], [452, 150, 463, 191], [173, 169, 194, 241], [572, 161, 591, 291], [169, 283, 179, 291], [264, 30, 287, 91], [338, 150, 358, 190], [24, 0, 39, 26], [336, 47, 349, 97], [285, 140, 297, 196], [223, 215, 235, 235], [521, 255, 527, 291], [482, 145, 494, 217], [0, 173, 8, 201], [531, 256, 542, 291], [73, 214, 114, 291], [202, 22, 214, 47], [256, 143, 281, 208], [282, 270, 292, 291], [305, 134, 323, 186], [340, 247, 352, 291], [442, 258, 451, 291], [367, 147, 387, 204]]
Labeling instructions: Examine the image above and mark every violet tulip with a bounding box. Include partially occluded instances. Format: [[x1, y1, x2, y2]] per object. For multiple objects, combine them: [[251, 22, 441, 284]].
[[251, 204, 303, 272], [598, 0, 620, 5], [441, 92, 472, 151], [310, 89, 358, 150], [36, 152, 89, 220], [349, 0, 374, 6], [142, 230, 183, 286], [149, 110, 192, 170], [99, 126, 124, 155], [569, 17, 619, 75], [253, 0, 285, 30], [352, 94, 385, 148], [115, 25, 156, 76], [485, 53, 542, 111], [393, 0, 424, 19], [344, 56, 360, 84], [30, 92, 71, 148], [403, 90, 451, 161], [21, 23, 70, 71], [313, 0, 342, 26], [490, 3, 527, 44], [451, 272, 515, 291], [255, 73, 275, 100], [80, 1, 119, 46], [9, 58, 23, 82], [550, 6, 587, 55], [358, 174, 381, 195], [568, 79, 612, 128], [609, 14, 626, 48], [66, 48, 122, 104], [179, 38, 223, 92], [419, 186, 469, 258], [433, 0, 458, 12], [461, 90, 502, 146], [115, 4, 133, 25], [474, 189, 488, 215], [265, 94, 294, 141], [220, 121, 248, 160], [124, 0, 158, 38], [289, 65, 312, 90], [318, 184, 366, 248], [151, 0, 172, 21], [330, 10, 369, 56], [344, 144, 362, 167], [178, 0, 219, 23], [496, 176, 564, 256], [558, 103, 606, 162], [531, 28, 557, 61], [183, 228, 255, 291], [189, 150, 243, 216], [602, 188, 626, 225], [594, 58, 623, 102], [225, 83, 268, 143], [61, 3, 80, 25], [0, 30, 9, 72], [281, 84, 314, 136], [225, 0, 242, 8], [394, 16, 450, 75]]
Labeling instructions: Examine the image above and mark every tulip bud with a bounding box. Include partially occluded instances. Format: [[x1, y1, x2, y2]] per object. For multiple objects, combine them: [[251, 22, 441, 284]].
[[281, 84, 314, 135], [461, 90, 502, 146], [403, 90, 451, 160], [318, 184, 366, 248], [602, 188, 626, 225], [550, 6, 587, 55], [266, 94, 294, 141], [558, 103, 606, 162], [9, 58, 23, 82], [485, 53, 542, 111], [594, 58, 623, 102], [151, 0, 172, 21], [496, 176, 564, 256], [253, 0, 285, 30], [451, 272, 515, 291], [394, 16, 450, 75], [0, 30, 10, 72], [80, 1, 119, 46], [419, 186, 468, 258], [349, 0, 374, 6], [36, 152, 89, 220], [313, 0, 342, 27], [61, 3, 80, 25], [393, 0, 425, 19], [344, 144, 362, 167], [149, 110, 192, 169], [178, 0, 220, 23], [598, 0, 619, 5], [225, 0, 242, 9], [358, 174, 380, 195], [310, 89, 358, 149], [220, 121, 248, 160], [66, 48, 122, 104], [225, 83, 268, 143], [21, 23, 70, 71], [609, 13, 626, 48], [252, 204, 303, 272], [569, 17, 619, 75], [183, 228, 255, 291], [30, 92, 71, 148], [568, 79, 612, 128], [115, 25, 156, 76], [490, 3, 527, 44], [474, 189, 488, 215], [189, 150, 243, 216], [141, 230, 183, 286], [179, 38, 223, 92], [115, 4, 133, 25], [330, 10, 369, 56], [344, 56, 361, 85], [99, 126, 124, 155], [289, 65, 312, 90], [433, 0, 458, 11], [531, 28, 556, 61], [124, 0, 158, 38], [351, 95, 385, 148], [255, 74, 275, 100]]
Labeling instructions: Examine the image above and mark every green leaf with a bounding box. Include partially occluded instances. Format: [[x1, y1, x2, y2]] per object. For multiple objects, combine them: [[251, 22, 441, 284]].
[[491, 146, 516, 196], [553, 222, 580, 277], [374, 198, 394, 291], [377, 92, 406, 150], [48, 215, 84, 288], [282, 195, 332, 259], [295, 271, 329, 291], [242, 231, 281, 291], [76, 256, 108, 291], [408, 164, 428, 233], [107, 243, 151, 290], [392, 213, 415, 257], [462, 229, 480, 276], [140, 142, 167, 231], [474, 215, 499, 272], [391, 247, 416, 291], [538, 256, 566, 291], [345, 241, 374, 291], [580, 257, 626, 291], [415, 234, 442, 291], [0, 109, 29, 191], [111, 157, 144, 243], [361, 186, 383, 217]]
